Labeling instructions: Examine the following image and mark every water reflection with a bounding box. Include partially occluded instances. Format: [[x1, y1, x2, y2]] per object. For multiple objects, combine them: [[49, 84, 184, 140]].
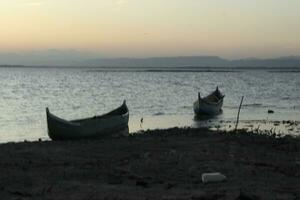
[[193, 113, 223, 129]]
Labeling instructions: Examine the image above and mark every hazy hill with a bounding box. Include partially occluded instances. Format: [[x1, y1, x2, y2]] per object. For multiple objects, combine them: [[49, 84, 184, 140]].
[[82, 56, 229, 67], [232, 56, 300, 68], [0, 49, 96, 67], [81, 56, 300, 68], [1, 50, 300, 68]]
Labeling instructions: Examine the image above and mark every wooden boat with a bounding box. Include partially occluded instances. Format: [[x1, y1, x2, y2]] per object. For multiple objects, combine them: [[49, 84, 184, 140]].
[[46, 101, 129, 140], [193, 87, 225, 116]]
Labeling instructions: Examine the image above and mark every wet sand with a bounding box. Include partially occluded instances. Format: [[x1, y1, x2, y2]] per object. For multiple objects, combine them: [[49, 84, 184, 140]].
[[0, 128, 299, 200], [129, 115, 300, 136]]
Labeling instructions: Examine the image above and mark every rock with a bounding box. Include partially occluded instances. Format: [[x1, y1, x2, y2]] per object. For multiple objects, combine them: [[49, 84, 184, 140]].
[[202, 172, 226, 183]]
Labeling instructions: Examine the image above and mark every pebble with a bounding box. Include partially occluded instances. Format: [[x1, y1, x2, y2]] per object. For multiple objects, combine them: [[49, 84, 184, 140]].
[[202, 172, 227, 183]]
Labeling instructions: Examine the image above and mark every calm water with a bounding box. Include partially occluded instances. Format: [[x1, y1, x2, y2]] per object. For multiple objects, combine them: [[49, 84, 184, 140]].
[[0, 67, 299, 142]]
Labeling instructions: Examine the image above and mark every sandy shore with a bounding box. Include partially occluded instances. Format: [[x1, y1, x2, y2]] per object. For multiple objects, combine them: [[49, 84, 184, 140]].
[[0, 128, 299, 200]]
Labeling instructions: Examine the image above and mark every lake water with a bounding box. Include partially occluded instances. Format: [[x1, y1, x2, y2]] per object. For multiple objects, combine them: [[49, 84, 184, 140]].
[[0, 67, 299, 142]]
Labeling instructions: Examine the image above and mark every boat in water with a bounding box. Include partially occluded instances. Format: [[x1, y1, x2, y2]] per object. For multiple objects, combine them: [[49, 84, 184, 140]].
[[193, 87, 225, 116], [46, 101, 129, 140]]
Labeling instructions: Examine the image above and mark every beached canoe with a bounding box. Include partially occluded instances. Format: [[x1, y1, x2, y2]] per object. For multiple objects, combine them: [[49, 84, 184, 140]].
[[46, 101, 129, 140], [193, 87, 225, 116]]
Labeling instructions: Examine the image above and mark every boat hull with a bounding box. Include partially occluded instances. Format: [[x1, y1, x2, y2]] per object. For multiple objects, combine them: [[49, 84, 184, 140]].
[[193, 88, 224, 116], [46, 102, 129, 140], [193, 98, 223, 115]]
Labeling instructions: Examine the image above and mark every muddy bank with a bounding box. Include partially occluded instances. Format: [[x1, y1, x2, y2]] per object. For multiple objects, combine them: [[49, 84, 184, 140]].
[[0, 128, 299, 200]]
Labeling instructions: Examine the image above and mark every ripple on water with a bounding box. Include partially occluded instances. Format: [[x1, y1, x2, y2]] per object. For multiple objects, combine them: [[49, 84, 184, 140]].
[[0, 67, 299, 142]]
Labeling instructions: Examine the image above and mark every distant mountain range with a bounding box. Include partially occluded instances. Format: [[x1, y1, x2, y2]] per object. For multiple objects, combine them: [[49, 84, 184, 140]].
[[1, 50, 300, 68], [81, 56, 300, 68]]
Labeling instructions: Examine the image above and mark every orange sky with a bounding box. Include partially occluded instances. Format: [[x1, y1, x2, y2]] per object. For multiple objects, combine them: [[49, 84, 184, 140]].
[[1, 0, 300, 58]]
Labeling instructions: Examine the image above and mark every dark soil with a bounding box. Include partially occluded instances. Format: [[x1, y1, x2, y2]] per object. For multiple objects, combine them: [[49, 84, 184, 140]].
[[0, 128, 299, 200]]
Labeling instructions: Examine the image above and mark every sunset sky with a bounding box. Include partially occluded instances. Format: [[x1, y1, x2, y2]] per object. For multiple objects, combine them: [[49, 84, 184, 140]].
[[1, 0, 300, 58]]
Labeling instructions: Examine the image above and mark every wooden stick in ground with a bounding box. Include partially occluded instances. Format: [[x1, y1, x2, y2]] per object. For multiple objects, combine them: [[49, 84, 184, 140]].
[[235, 96, 244, 132]]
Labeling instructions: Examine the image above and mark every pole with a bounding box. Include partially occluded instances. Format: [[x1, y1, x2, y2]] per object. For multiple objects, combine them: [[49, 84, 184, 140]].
[[235, 96, 244, 132]]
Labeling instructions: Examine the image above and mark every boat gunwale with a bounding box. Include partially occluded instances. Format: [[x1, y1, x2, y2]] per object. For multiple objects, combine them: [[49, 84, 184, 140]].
[[199, 95, 224, 105], [46, 101, 128, 126]]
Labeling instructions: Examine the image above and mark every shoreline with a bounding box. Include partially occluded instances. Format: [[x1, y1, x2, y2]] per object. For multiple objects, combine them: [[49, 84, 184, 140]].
[[0, 127, 299, 199], [0, 118, 299, 144]]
